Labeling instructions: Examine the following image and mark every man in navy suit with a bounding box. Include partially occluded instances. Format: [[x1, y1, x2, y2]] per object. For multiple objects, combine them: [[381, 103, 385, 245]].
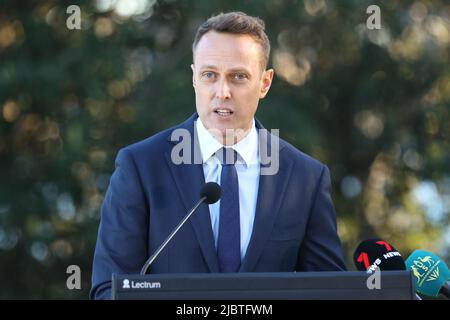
[[91, 11, 346, 299]]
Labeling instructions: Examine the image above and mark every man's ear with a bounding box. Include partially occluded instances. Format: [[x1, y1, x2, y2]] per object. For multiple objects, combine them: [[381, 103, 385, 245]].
[[260, 68, 274, 99], [191, 64, 196, 88]]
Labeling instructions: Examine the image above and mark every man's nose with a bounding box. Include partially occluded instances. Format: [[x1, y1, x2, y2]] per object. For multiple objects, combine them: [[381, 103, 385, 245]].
[[215, 79, 231, 100]]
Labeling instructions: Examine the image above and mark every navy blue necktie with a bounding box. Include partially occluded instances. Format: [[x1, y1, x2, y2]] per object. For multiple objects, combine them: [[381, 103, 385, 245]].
[[217, 147, 241, 272]]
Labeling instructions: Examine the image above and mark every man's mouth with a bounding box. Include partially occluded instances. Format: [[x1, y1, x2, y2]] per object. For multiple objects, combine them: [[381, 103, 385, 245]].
[[214, 108, 234, 117]]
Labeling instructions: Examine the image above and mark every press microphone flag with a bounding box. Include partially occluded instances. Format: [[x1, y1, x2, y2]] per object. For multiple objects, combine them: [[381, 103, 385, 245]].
[[405, 249, 450, 298], [353, 238, 406, 273]]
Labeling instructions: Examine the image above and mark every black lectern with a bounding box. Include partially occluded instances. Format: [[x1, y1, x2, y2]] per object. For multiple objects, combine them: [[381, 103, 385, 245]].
[[112, 271, 415, 300]]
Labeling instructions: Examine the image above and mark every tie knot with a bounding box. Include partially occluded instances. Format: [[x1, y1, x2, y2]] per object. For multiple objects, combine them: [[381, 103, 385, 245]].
[[216, 147, 238, 165]]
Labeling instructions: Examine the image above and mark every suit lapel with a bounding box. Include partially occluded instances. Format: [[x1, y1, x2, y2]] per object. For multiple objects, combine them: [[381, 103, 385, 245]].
[[239, 123, 293, 272], [165, 114, 220, 273]]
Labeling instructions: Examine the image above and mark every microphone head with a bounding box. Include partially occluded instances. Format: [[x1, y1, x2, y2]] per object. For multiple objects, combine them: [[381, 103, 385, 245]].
[[353, 238, 406, 273], [405, 250, 450, 297], [201, 182, 221, 204]]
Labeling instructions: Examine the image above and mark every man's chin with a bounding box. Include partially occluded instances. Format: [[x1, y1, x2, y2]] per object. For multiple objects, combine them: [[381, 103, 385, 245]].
[[202, 117, 233, 133], [210, 126, 250, 145], [206, 126, 232, 143]]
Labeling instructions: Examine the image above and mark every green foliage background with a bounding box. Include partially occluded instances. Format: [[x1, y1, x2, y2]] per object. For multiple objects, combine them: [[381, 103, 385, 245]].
[[0, 0, 449, 298]]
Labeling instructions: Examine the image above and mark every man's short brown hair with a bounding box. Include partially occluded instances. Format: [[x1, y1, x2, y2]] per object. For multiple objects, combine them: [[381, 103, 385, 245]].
[[192, 11, 271, 70]]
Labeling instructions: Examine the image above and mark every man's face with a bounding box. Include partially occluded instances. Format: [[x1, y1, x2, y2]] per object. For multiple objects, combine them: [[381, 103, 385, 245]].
[[192, 31, 274, 145]]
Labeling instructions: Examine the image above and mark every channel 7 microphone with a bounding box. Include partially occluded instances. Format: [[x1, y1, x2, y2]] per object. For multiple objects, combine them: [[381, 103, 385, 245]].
[[406, 249, 450, 299], [353, 238, 406, 273], [140, 182, 221, 275]]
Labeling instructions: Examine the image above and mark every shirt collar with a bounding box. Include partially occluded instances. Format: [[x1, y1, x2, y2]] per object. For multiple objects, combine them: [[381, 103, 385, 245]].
[[196, 117, 258, 167]]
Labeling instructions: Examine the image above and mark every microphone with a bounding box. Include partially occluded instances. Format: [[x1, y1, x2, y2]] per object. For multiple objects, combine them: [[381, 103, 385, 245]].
[[140, 182, 221, 275], [405, 250, 450, 299], [353, 238, 423, 300], [353, 238, 406, 273]]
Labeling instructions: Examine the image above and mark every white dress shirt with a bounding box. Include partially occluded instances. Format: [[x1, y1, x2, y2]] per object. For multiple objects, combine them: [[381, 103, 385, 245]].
[[195, 117, 260, 260]]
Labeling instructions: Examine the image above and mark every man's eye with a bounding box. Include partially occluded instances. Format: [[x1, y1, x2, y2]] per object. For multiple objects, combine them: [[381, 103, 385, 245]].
[[202, 72, 215, 79], [234, 73, 248, 80]]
